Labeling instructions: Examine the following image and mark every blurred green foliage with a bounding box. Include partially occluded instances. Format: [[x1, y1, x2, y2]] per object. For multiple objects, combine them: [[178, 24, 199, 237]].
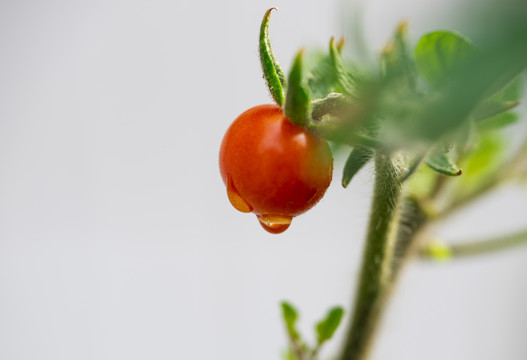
[[280, 301, 345, 360]]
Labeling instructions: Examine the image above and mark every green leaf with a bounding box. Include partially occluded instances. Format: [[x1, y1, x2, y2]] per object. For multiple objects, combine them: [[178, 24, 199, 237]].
[[457, 132, 505, 184], [414, 31, 476, 87], [472, 74, 522, 130], [484, 60, 526, 100], [280, 301, 300, 341], [315, 306, 344, 345], [386, 21, 527, 144], [407, 42, 522, 143], [306, 51, 339, 99], [406, 163, 440, 199], [491, 74, 523, 102], [342, 147, 373, 187], [425, 144, 462, 176], [502, 76, 523, 101], [473, 74, 521, 122], [477, 111, 519, 132], [259, 7, 286, 106], [284, 50, 311, 126], [472, 100, 520, 122], [445, 132, 508, 206]]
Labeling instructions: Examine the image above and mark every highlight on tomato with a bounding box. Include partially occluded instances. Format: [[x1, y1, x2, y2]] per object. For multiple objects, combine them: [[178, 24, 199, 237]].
[[219, 104, 333, 234]]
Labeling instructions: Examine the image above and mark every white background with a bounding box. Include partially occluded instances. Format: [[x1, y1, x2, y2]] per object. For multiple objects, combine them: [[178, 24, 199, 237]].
[[0, 0, 526, 359]]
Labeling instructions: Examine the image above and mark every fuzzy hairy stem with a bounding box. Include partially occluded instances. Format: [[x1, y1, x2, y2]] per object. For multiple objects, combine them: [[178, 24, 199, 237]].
[[339, 153, 404, 360], [390, 198, 429, 279]]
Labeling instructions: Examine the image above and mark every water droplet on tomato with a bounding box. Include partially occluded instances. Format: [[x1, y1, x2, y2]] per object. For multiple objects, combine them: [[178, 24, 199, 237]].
[[257, 214, 292, 234], [227, 179, 252, 213]]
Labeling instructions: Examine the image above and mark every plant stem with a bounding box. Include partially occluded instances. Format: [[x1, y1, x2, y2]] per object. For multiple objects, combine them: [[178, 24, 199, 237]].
[[339, 153, 404, 360], [390, 198, 429, 279], [422, 229, 527, 260]]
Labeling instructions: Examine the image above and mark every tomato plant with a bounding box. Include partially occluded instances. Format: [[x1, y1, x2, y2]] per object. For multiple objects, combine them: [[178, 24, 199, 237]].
[[221, 7, 527, 360], [219, 104, 333, 234]]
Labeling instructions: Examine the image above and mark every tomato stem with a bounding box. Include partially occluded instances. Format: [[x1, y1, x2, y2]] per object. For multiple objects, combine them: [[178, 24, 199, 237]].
[[339, 166, 434, 360], [339, 153, 404, 360]]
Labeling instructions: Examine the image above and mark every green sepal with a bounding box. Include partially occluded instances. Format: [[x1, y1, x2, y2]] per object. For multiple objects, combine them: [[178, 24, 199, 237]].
[[280, 301, 300, 341], [425, 144, 462, 176], [306, 51, 340, 99], [381, 21, 417, 91], [306, 37, 354, 99], [414, 30, 476, 88], [284, 50, 311, 126], [329, 37, 356, 95], [259, 7, 286, 106], [342, 147, 373, 187], [315, 306, 344, 345]]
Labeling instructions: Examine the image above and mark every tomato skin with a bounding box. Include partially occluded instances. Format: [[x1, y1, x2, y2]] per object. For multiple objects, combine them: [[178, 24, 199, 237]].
[[219, 104, 333, 229]]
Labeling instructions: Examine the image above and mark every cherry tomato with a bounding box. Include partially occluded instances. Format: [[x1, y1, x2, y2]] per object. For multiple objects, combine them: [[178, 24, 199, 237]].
[[219, 104, 333, 234]]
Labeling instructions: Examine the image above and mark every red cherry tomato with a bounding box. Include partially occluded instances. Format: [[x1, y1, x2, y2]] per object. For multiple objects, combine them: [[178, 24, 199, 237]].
[[219, 104, 333, 234]]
